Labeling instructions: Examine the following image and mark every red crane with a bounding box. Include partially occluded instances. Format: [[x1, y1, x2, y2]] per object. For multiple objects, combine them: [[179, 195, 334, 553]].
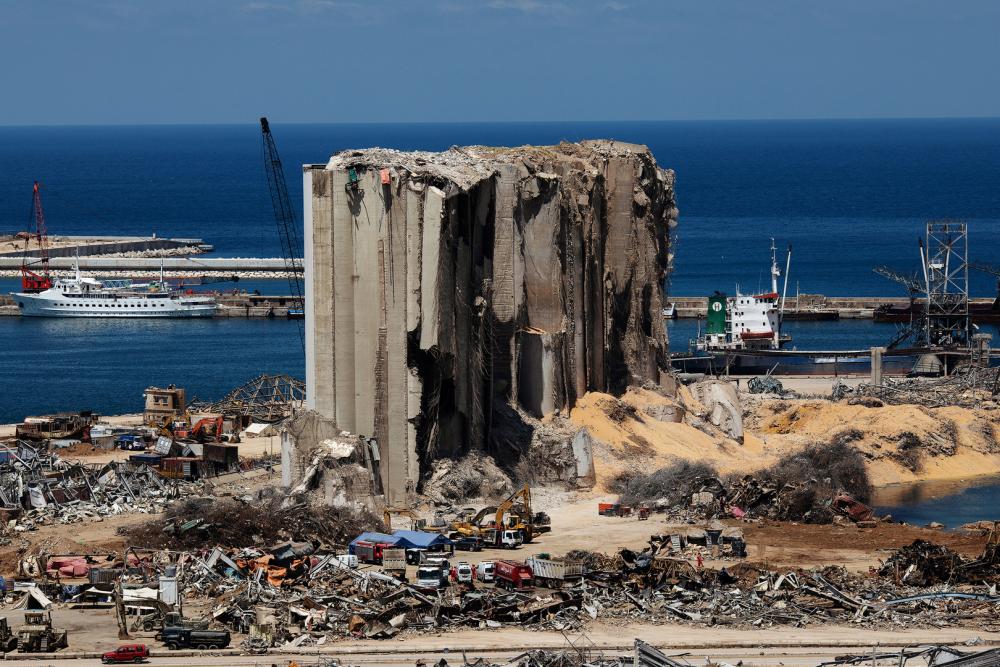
[[20, 181, 52, 292]]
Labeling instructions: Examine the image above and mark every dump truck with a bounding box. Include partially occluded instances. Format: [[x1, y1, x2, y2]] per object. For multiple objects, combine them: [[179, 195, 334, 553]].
[[381, 548, 407, 580], [524, 556, 584, 587], [494, 560, 534, 590], [16, 612, 68, 653]]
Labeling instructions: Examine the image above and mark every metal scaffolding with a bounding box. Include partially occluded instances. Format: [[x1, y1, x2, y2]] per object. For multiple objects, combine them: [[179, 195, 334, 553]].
[[921, 222, 969, 348], [189, 374, 305, 423]]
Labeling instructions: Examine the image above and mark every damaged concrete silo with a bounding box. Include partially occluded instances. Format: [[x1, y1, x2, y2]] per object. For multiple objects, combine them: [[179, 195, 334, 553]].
[[303, 141, 678, 503]]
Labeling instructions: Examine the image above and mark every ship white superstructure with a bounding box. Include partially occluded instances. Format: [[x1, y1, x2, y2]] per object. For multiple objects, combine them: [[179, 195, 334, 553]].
[[12, 265, 216, 318]]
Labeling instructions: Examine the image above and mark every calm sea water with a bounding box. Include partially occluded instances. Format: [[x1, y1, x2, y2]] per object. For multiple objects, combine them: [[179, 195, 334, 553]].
[[873, 475, 1000, 528], [1, 119, 999, 422]]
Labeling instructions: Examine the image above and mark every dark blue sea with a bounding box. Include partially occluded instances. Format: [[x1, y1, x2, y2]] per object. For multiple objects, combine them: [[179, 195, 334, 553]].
[[1, 118, 999, 424]]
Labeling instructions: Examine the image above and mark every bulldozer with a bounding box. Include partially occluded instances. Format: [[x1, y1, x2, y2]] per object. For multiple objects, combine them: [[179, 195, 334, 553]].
[[16, 612, 68, 653]]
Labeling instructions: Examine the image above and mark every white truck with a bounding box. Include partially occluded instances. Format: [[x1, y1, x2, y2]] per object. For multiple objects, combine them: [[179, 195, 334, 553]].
[[381, 548, 407, 580], [524, 557, 584, 587]]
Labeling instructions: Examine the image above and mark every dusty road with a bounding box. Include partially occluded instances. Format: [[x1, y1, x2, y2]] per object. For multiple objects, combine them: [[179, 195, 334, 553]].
[[2, 608, 995, 666]]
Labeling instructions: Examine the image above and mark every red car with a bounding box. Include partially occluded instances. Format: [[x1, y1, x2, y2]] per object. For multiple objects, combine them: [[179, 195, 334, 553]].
[[101, 644, 150, 663]]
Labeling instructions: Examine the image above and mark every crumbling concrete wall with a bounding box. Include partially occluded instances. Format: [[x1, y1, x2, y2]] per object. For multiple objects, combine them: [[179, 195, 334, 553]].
[[304, 141, 677, 503]]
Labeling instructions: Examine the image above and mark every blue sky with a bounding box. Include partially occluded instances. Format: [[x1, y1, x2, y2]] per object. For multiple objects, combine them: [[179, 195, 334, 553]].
[[1, 0, 998, 125]]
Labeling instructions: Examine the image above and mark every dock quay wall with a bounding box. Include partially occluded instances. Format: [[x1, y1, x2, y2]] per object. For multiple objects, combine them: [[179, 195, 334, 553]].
[[671, 295, 999, 320], [0, 256, 291, 276]]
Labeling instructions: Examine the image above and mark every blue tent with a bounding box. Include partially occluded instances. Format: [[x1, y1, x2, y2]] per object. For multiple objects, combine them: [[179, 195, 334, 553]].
[[391, 530, 454, 550], [348, 530, 453, 554]]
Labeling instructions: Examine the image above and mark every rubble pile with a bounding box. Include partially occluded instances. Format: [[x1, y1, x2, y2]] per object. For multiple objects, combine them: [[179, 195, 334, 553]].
[[606, 442, 873, 525], [0, 441, 201, 532], [185, 535, 1000, 645], [119, 493, 381, 550], [423, 453, 514, 504], [856, 365, 1000, 408], [878, 539, 1000, 586], [609, 461, 719, 508]]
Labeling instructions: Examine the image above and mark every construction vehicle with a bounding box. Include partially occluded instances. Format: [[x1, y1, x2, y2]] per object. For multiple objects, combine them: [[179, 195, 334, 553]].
[[20, 182, 53, 293], [16, 612, 68, 653], [494, 560, 534, 590], [160, 626, 231, 650], [188, 415, 224, 442], [525, 556, 584, 587], [381, 548, 407, 580], [0, 618, 17, 652], [477, 485, 550, 544], [383, 506, 421, 531]]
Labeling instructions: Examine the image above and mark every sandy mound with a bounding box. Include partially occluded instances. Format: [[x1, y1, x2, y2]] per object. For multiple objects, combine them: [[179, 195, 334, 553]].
[[570, 384, 1000, 490], [750, 399, 1000, 486], [568, 387, 780, 491]]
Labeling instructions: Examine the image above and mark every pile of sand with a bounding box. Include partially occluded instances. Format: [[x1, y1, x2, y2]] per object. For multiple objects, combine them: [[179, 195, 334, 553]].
[[569, 385, 1000, 490], [568, 387, 779, 492]]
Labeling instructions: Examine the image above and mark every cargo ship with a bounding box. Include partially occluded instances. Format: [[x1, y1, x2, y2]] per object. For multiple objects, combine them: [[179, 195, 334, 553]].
[[671, 241, 921, 376]]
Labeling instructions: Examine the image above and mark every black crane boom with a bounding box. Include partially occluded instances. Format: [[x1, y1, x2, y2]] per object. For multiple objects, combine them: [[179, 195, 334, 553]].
[[260, 117, 304, 348]]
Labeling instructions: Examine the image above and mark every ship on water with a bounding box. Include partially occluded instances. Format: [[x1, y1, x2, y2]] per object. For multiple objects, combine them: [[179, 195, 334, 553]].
[[672, 241, 920, 376], [12, 181, 217, 318], [12, 262, 217, 318]]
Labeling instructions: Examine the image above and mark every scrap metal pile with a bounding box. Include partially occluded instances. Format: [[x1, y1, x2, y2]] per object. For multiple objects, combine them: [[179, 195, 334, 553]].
[[0, 439, 200, 532], [458, 640, 1000, 667], [854, 365, 1000, 408], [158, 536, 1000, 649]]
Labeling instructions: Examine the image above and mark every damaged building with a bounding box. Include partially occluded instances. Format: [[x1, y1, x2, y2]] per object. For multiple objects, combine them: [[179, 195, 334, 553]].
[[303, 141, 678, 502]]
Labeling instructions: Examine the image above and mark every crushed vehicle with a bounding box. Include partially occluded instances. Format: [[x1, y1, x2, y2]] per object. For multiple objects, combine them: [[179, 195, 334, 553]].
[[0, 618, 17, 652]]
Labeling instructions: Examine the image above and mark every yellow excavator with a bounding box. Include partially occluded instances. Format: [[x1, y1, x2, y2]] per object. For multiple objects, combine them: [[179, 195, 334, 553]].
[[475, 485, 551, 543], [382, 506, 420, 531]]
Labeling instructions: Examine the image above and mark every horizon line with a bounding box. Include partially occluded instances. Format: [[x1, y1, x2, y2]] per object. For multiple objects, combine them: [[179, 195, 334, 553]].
[[1, 115, 999, 130]]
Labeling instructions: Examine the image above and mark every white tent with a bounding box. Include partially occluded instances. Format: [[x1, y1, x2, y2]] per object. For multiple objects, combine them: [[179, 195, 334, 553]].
[[243, 422, 278, 438]]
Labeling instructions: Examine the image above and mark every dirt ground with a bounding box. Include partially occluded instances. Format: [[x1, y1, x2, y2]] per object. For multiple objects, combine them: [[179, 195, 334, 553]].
[[0, 607, 995, 665]]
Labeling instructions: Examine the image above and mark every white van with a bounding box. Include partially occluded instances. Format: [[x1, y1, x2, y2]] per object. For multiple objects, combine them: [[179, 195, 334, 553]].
[[476, 560, 496, 583]]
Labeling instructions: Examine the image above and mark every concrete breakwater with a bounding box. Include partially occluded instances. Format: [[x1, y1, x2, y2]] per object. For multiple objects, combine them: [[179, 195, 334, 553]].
[[0, 235, 209, 258], [0, 256, 295, 279]]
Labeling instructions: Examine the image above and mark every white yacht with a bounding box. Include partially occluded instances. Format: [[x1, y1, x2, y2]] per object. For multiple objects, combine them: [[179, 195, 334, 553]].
[[12, 264, 217, 318]]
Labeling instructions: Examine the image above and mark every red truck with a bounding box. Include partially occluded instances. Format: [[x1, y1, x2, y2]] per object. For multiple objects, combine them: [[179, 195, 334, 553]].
[[494, 559, 534, 590], [101, 644, 150, 663], [354, 541, 395, 564]]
